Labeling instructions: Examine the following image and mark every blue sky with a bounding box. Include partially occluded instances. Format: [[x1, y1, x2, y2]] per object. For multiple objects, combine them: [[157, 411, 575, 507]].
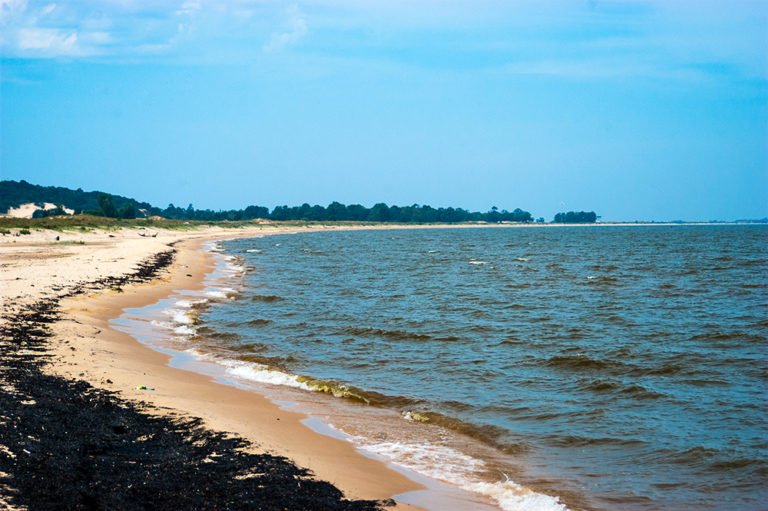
[[1, 0, 766, 221]]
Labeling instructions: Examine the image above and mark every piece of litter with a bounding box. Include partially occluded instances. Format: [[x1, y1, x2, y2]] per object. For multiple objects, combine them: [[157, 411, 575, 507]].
[[135, 385, 155, 391]]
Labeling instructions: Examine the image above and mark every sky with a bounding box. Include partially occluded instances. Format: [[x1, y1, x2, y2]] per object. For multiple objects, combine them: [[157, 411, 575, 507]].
[[1, 0, 766, 221]]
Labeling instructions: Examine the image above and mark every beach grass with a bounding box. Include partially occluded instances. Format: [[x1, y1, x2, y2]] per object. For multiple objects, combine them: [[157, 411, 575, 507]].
[[0, 215, 261, 231], [0, 215, 451, 232]]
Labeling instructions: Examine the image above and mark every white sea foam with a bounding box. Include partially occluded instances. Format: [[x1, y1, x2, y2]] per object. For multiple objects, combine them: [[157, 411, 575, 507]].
[[246, 249, 263, 253], [181, 350, 313, 392], [469, 260, 488, 265], [219, 360, 312, 390], [165, 308, 194, 325], [150, 319, 173, 330], [175, 298, 208, 309], [205, 289, 233, 299], [174, 325, 196, 336], [353, 439, 569, 511], [150, 317, 196, 337]]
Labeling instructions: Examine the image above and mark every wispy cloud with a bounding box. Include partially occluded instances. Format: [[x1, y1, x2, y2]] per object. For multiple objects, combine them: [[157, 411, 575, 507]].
[[0, 0, 764, 85], [18, 27, 77, 53], [263, 5, 307, 53]]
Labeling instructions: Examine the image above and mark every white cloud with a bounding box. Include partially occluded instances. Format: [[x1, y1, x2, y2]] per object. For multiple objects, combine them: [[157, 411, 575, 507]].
[[263, 5, 307, 53], [17, 27, 78, 54]]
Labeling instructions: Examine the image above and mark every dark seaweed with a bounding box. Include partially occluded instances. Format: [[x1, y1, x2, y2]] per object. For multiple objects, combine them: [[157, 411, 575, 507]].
[[0, 247, 390, 510]]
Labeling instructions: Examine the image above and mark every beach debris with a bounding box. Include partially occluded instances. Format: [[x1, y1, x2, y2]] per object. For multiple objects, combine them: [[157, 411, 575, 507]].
[[135, 385, 155, 391], [138, 227, 158, 238]]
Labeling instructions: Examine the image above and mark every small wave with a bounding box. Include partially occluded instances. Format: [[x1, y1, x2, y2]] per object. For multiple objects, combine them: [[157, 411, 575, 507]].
[[194, 326, 241, 342], [581, 379, 620, 392], [545, 434, 646, 448], [164, 308, 200, 326], [545, 355, 611, 371], [219, 359, 311, 390], [250, 294, 284, 303], [352, 439, 568, 511], [579, 379, 664, 399], [340, 326, 432, 342], [433, 335, 462, 342], [631, 363, 685, 376], [206, 288, 240, 300], [679, 378, 730, 387], [666, 446, 722, 466], [619, 384, 664, 399], [706, 457, 768, 473], [245, 249, 263, 253], [295, 376, 373, 404], [301, 248, 326, 255], [399, 410, 527, 455], [219, 357, 417, 408], [584, 275, 619, 285], [690, 331, 766, 343], [175, 298, 208, 309], [244, 318, 272, 327], [469, 260, 488, 265], [173, 325, 197, 336]]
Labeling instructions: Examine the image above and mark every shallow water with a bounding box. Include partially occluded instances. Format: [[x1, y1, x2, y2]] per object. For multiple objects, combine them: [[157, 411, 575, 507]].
[[156, 226, 766, 510]]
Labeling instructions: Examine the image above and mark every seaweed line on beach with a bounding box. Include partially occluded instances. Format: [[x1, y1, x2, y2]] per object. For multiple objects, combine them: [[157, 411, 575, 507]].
[[0, 246, 391, 510]]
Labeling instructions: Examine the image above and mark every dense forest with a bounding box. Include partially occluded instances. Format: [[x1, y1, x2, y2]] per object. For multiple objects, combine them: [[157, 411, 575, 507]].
[[0, 180, 534, 223], [553, 211, 598, 223]]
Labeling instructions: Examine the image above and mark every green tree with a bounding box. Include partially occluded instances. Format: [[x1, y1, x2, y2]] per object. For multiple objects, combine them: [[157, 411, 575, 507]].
[[119, 203, 137, 219], [98, 194, 118, 218]]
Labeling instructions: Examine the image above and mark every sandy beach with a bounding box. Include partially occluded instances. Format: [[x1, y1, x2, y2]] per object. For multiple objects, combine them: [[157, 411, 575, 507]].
[[0, 224, 426, 509]]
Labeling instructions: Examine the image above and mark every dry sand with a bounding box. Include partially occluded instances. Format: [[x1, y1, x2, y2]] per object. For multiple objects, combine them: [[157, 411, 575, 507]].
[[0, 224, 426, 508]]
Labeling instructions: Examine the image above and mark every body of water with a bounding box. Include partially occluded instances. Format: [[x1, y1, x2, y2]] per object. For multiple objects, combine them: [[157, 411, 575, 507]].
[[142, 226, 767, 510]]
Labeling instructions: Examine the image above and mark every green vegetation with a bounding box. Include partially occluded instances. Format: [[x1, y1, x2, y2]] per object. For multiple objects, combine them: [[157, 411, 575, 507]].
[[553, 211, 598, 223], [0, 180, 153, 217], [2, 180, 536, 224], [32, 205, 69, 219], [0, 215, 195, 231], [158, 201, 533, 223]]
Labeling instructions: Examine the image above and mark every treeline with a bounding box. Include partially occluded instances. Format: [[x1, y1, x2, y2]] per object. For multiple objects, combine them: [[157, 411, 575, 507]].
[[161, 202, 534, 223], [1, 180, 152, 217], [1, 180, 541, 224], [553, 211, 597, 223]]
